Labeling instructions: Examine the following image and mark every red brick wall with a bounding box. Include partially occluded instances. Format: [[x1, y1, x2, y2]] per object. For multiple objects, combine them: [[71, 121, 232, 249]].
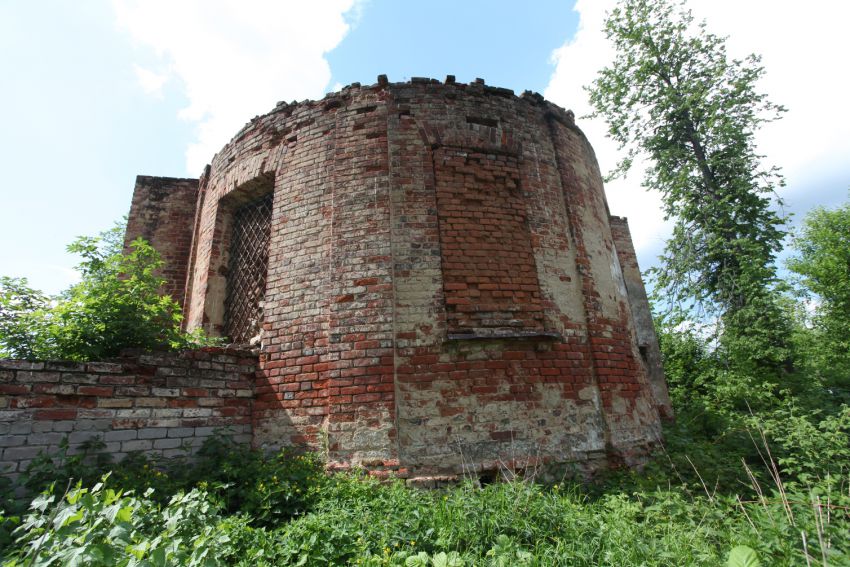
[[139, 78, 668, 480], [125, 176, 199, 308], [435, 149, 544, 335], [0, 349, 254, 485], [544, 115, 661, 458], [609, 216, 673, 420]]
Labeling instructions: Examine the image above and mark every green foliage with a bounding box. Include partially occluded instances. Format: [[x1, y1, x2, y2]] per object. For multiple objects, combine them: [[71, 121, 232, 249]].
[[727, 546, 759, 567], [0, 479, 21, 555], [16, 434, 326, 530], [187, 436, 327, 526], [787, 199, 850, 394], [45, 236, 184, 360], [647, 191, 850, 486], [716, 292, 795, 384], [0, 222, 216, 361], [754, 405, 850, 482], [3, 438, 849, 566], [0, 277, 51, 360], [256, 469, 849, 566], [2, 480, 231, 566], [588, 0, 789, 373], [788, 200, 850, 314], [652, 313, 850, 486], [21, 437, 114, 496]]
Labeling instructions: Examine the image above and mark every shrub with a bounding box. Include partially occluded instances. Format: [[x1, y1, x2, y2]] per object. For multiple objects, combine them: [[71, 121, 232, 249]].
[[4, 442, 848, 566], [0, 222, 215, 361], [2, 480, 231, 566], [186, 435, 327, 526], [16, 434, 327, 530]]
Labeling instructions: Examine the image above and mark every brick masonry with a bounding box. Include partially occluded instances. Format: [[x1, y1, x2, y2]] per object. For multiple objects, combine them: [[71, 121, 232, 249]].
[[124, 176, 199, 307], [609, 216, 673, 420], [122, 77, 670, 480], [0, 348, 254, 485], [435, 149, 545, 335]]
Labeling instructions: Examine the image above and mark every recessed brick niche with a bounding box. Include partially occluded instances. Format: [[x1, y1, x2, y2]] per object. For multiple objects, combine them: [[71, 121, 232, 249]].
[[435, 149, 545, 337]]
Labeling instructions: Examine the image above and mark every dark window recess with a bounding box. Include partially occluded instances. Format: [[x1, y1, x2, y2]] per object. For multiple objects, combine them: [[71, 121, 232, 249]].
[[224, 193, 273, 343]]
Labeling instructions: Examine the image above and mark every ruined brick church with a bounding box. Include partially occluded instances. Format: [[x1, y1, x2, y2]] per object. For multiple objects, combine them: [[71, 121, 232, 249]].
[[125, 76, 672, 480]]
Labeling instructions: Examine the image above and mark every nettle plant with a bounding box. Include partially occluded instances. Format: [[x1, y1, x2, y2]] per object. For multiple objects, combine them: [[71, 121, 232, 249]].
[[5, 479, 230, 567]]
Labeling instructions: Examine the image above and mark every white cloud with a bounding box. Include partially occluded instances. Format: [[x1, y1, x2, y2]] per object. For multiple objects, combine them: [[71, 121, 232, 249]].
[[114, 0, 358, 175], [545, 0, 850, 267], [132, 64, 168, 98]]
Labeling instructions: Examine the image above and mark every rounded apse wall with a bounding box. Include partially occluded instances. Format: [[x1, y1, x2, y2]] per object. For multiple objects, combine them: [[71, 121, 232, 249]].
[[181, 77, 671, 479]]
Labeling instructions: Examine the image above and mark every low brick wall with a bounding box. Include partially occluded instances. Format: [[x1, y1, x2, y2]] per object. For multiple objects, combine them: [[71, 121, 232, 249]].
[[0, 348, 256, 484]]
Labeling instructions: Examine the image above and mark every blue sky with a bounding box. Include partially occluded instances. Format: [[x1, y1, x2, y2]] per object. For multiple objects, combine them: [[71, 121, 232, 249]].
[[1, 0, 848, 295], [326, 1, 576, 94]]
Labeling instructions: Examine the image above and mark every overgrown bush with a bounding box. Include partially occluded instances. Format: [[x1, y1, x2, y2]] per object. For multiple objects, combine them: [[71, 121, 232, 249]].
[[15, 434, 325, 528], [3, 431, 848, 566], [3, 480, 231, 566], [0, 222, 215, 361], [21, 437, 114, 496], [186, 436, 327, 526]]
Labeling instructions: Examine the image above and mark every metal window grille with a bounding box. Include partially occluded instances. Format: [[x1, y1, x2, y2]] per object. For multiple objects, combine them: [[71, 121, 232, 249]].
[[224, 193, 273, 343]]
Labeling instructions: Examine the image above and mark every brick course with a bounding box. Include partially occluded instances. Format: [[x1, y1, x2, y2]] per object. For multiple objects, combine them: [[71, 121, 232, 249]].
[[0, 348, 254, 484]]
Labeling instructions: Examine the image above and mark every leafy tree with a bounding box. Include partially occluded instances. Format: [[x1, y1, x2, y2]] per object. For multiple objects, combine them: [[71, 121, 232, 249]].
[[587, 0, 789, 370], [0, 277, 51, 359], [0, 223, 205, 361], [787, 198, 850, 394]]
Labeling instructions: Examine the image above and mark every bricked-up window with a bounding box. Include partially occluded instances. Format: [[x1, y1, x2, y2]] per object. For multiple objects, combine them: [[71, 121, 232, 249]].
[[224, 193, 273, 343], [435, 149, 545, 337]]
